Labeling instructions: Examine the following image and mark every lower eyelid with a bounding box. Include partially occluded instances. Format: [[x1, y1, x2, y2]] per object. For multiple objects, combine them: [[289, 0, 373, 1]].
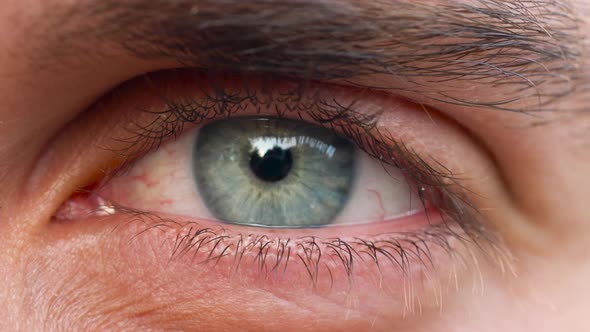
[[65, 209, 472, 314]]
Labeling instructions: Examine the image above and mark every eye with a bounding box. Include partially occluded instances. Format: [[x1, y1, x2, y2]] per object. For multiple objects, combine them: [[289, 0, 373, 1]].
[[51, 72, 501, 311], [91, 116, 421, 228]]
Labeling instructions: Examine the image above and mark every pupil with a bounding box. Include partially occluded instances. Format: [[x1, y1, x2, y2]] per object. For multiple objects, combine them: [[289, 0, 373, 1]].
[[249, 146, 293, 182]]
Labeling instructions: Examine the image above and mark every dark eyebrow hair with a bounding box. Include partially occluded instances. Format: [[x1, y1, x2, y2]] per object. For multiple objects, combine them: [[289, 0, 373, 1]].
[[38, 0, 587, 112]]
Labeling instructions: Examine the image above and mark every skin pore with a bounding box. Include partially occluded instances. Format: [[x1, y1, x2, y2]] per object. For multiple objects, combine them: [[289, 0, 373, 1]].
[[0, 0, 589, 331]]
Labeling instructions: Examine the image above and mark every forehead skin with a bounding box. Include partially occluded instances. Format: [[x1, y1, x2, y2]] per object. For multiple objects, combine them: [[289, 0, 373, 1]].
[[0, 0, 588, 331]]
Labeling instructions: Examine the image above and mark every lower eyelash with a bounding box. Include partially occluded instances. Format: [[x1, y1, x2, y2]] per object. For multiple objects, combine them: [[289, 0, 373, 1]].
[[114, 205, 476, 289]]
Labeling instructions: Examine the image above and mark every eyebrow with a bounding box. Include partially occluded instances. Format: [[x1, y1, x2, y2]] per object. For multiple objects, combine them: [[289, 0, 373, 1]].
[[39, 0, 586, 112]]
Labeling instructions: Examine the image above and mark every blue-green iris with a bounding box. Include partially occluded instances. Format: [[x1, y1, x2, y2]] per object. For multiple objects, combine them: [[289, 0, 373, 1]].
[[193, 118, 356, 227]]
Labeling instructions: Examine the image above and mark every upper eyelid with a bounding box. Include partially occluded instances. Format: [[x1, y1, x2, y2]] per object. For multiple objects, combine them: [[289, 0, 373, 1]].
[[121, 74, 425, 177]]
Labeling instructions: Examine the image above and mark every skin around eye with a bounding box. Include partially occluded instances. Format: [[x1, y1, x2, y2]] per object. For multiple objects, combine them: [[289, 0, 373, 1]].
[[1, 0, 587, 329], [37, 71, 515, 328]]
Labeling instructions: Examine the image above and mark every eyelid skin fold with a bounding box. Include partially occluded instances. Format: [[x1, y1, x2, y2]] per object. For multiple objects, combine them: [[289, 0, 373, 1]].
[[41, 69, 515, 319]]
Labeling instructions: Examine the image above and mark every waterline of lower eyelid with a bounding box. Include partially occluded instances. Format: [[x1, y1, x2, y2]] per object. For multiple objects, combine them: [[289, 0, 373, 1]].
[[54, 188, 431, 229], [55, 188, 439, 235]]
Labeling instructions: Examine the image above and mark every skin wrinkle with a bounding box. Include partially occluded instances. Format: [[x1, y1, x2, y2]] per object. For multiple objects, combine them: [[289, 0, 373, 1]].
[[36, 0, 587, 112]]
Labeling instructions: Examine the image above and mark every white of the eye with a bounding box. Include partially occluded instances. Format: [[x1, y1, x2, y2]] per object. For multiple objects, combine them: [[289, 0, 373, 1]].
[[333, 151, 422, 225], [103, 128, 421, 226]]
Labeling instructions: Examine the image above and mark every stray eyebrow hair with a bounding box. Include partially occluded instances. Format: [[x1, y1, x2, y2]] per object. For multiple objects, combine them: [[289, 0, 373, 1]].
[[39, 0, 587, 112]]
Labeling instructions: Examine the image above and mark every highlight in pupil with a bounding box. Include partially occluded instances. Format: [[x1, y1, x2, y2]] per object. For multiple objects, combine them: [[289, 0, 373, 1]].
[[249, 146, 293, 182]]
